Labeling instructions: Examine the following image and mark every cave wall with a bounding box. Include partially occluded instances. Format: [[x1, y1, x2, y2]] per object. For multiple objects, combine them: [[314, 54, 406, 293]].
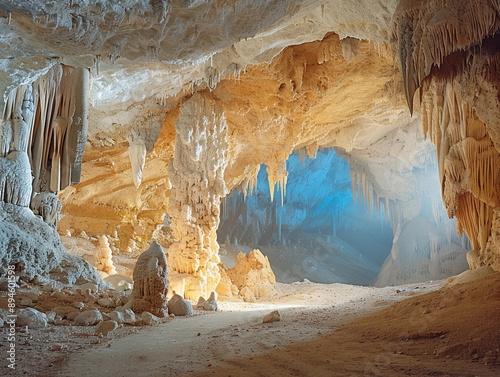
[[394, 0, 500, 269]]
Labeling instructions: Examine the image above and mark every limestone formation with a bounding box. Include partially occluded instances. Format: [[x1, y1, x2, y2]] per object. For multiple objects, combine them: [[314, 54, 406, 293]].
[[215, 267, 239, 300], [167, 294, 194, 317], [1, 0, 500, 299], [394, 0, 500, 268], [167, 92, 229, 300], [130, 241, 168, 316], [93, 236, 117, 276], [227, 250, 276, 302]]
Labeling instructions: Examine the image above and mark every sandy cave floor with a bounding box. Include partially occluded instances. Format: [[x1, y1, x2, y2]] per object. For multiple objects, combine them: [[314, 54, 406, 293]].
[[1, 272, 500, 377]]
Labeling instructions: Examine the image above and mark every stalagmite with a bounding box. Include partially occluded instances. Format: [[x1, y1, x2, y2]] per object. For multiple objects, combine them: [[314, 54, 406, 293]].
[[129, 241, 168, 316], [93, 235, 117, 276]]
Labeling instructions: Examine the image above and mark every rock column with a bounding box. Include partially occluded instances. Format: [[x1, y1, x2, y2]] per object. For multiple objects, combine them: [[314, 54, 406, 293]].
[[168, 92, 229, 300]]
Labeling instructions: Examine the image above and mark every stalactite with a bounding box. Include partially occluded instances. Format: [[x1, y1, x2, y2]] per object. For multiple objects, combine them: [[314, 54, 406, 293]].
[[419, 75, 500, 252], [2, 64, 89, 196], [266, 160, 288, 206], [394, 0, 500, 113]]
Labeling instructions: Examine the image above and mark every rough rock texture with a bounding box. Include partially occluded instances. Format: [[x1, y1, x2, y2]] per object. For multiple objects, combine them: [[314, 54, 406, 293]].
[[226, 250, 276, 301], [130, 242, 168, 316], [167, 294, 194, 317], [194, 292, 218, 311], [0, 202, 103, 286], [30, 192, 62, 226], [16, 308, 47, 329], [167, 92, 229, 301], [141, 311, 160, 326]]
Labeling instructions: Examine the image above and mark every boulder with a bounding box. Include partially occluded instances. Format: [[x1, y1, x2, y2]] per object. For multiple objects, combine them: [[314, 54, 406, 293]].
[[74, 309, 103, 326], [167, 294, 193, 316], [16, 308, 47, 328], [141, 311, 160, 326], [95, 320, 118, 336], [110, 309, 136, 325]]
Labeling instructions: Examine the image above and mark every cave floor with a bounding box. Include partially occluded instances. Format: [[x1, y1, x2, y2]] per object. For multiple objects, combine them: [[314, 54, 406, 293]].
[[5, 273, 500, 377]]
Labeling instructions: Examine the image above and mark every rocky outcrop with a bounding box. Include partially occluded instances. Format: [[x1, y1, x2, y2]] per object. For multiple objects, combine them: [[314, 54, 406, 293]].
[[226, 250, 276, 301]]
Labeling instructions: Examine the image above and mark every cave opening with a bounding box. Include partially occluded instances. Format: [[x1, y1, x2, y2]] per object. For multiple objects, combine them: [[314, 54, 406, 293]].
[[218, 145, 471, 287], [218, 148, 393, 285]]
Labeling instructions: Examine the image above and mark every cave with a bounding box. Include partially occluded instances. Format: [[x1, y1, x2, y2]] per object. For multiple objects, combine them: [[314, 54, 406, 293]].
[[0, 1, 500, 376]]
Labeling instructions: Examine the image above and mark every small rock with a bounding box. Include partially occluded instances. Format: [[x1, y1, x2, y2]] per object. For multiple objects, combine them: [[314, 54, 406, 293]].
[[168, 294, 193, 316], [73, 301, 84, 310], [74, 309, 103, 326], [51, 291, 73, 303], [141, 312, 160, 326], [17, 308, 47, 329], [263, 310, 280, 324], [109, 309, 136, 325], [207, 291, 218, 310], [41, 285, 54, 293], [116, 282, 133, 293], [195, 297, 216, 311], [52, 306, 75, 319], [104, 275, 133, 289], [97, 298, 116, 308], [50, 344, 66, 351], [66, 310, 81, 321], [45, 311, 56, 324], [95, 320, 118, 336], [54, 318, 72, 326], [79, 283, 98, 294], [20, 297, 33, 306]]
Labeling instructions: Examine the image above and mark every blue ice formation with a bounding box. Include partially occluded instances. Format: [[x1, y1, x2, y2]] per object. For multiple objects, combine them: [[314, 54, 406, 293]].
[[218, 149, 393, 284]]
